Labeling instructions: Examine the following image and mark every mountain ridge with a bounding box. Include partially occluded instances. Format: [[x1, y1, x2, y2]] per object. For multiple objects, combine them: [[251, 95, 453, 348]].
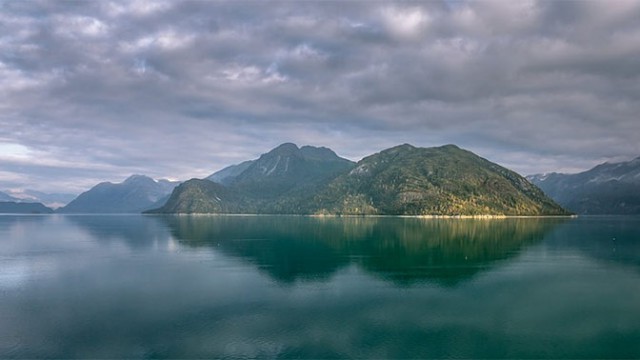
[[153, 143, 356, 214], [528, 156, 640, 214], [207, 160, 255, 185], [0, 201, 54, 214], [0, 191, 19, 202], [58, 175, 180, 213], [151, 143, 568, 216], [0, 189, 75, 209], [311, 144, 566, 216]]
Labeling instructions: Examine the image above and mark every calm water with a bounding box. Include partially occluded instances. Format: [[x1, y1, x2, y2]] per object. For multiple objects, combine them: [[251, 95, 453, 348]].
[[0, 215, 639, 359]]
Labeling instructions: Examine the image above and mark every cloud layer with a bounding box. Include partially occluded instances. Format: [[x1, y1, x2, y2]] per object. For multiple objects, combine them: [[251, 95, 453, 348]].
[[1, 0, 639, 192]]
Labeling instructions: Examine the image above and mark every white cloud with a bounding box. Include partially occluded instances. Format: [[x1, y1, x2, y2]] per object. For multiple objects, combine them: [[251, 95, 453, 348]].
[[120, 30, 195, 52], [56, 16, 109, 38], [290, 43, 327, 60], [0, 143, 31, 160], [104, 0, 171, 17], [381, 6, 430, 39], [217, 64, 287, 85]]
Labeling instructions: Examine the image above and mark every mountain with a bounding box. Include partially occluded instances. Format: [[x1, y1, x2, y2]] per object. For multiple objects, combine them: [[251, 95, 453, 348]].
[[2, 189, 76, 209], [156, 179, 246, 214], [0, 191, 18, 202], [0, 201, 54, 214], [152, 143, 356, 214], [229, 143, 356, 198], [312, 144, 568, 216], [207, 160, 254, 185], [151, 143, 568, 216], [58, 175, 180, 213], [528, 157, 640, 214]]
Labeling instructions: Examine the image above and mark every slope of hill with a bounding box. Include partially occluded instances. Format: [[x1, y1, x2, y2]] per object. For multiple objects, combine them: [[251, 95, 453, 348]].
[[207, 160, 254, 185], [312, 144, 568, 215], [155, 179, 246, 214], [528, 157, 640, 214], [58, 175, 180, 213]]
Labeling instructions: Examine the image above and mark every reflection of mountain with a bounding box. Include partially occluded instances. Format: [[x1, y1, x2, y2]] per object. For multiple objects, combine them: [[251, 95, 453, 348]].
[[350, 218, 564, 286], [0, 214, 48, 231], [160, 215, 565, 286], [65, 215, 173, 249], [545, 216, 640, 271], [161, 216, 351, 283]]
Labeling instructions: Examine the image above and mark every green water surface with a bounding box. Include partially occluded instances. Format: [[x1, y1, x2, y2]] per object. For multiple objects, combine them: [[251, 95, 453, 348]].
[[0, 215, 638, 358]]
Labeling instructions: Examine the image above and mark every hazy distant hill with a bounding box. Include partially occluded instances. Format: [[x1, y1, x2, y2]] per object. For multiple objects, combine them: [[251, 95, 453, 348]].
[[528, 157, 640, 214], [0, 191, 18, 202], [2, 189, 76, 208], [0, 189, 75, 209], [58, 175, 180, 213], [151, 143, 567, 216], [0, 201, 54, 214]]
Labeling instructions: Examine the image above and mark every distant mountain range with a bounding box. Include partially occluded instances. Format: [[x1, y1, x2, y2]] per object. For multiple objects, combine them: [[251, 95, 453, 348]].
[[528, 157, 640, 214], [0, 189, 75, 208], [0, 201, 54, 214], [0, 191, 17, 202], [151, 143, 568, 216], [15, 142, 637, 216], [58, 175, 180, 214]]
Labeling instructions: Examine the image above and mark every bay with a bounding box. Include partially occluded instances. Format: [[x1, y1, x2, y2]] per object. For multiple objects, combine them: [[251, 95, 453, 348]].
[[0, 214, 639, 358]]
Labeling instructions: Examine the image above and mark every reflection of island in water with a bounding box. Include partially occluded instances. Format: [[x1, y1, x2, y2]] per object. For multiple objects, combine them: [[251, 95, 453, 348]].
[[65, 215, 174, 250], [160, 215, 566, 286]]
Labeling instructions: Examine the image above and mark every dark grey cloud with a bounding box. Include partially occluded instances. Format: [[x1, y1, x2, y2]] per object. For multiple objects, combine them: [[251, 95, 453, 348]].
[[1, 0, 639, 193]]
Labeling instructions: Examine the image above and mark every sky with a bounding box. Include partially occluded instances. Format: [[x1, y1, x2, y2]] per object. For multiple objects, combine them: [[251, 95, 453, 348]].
[[1, 0, 640, 194]]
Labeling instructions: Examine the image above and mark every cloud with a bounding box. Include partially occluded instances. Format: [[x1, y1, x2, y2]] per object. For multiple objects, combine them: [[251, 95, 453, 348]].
[[1, 0, 639, 192]]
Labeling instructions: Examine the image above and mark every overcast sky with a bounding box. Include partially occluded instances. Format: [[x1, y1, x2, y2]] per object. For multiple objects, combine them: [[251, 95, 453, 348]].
[[1, 0, 640, 193]]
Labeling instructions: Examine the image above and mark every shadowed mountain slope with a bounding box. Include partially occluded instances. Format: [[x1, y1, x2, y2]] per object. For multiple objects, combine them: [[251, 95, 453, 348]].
[[528, 157, 640, 214], [59, 175, 179, 213]]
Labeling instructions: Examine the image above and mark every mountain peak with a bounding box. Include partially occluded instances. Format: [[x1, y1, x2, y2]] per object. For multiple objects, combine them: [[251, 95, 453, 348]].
[[395, 143, 416, 150], [379, 143, 416, 156], [269, 143, 299, 155], [124, 174, 154, 183], [440, 144, 461, 150], [299, 145, 345, 162]]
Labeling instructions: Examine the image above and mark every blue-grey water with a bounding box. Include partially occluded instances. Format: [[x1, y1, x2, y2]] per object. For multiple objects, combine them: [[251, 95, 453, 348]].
[[0, 215, 639, 359]]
